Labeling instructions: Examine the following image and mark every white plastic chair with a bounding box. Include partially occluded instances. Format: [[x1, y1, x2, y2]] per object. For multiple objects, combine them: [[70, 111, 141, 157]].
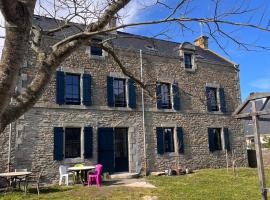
[[59, 165, 73, 186]]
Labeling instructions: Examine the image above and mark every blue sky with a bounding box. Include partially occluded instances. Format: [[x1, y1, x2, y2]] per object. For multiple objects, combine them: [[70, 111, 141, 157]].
[[122, 0, 270, 101]]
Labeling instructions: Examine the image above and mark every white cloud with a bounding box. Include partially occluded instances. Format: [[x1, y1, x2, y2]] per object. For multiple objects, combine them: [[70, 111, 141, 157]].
[[250, 78, 270, 90]]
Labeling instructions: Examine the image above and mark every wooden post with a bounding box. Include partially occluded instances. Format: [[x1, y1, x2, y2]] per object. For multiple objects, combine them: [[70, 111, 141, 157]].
[[251, 100, 267, 200]]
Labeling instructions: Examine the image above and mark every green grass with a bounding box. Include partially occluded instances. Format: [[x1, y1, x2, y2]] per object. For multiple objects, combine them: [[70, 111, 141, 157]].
[[0, 168, 269, 200]]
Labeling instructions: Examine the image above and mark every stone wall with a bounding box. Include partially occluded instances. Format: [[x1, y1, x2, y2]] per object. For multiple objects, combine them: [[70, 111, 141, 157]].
[[0, 35, 247, 183]]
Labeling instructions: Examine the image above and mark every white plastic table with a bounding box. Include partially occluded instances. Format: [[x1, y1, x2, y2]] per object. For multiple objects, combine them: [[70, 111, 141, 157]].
[[67, 166, 95, 185]]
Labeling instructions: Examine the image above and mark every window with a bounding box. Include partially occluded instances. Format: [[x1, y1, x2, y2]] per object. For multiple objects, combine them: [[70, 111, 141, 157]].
[[160, 83, 172, 109], [206, 87, 219, 111], [113, 78, 127, 107], [212, 128, 222, 151], [65, 74, 81, 105], [65, 128, 81, 158], [91, 39, 103, 56], [184, 53, 192, 69], [164, 128, 175, 152]]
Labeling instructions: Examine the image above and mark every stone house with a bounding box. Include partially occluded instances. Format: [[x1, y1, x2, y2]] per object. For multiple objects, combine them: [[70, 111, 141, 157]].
[[0, 16, 247, 183]]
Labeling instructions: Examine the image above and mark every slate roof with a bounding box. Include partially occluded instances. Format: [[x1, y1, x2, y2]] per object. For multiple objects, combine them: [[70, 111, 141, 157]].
[[33, 15, 236, 67]]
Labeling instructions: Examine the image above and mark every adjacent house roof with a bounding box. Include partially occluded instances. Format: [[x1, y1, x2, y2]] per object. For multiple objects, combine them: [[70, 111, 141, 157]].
[[33, 15, 237, 67], [233, 93, 270, 136]]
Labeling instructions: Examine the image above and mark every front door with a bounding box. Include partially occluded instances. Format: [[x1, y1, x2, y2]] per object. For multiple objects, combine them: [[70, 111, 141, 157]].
[[98, 128, 114, 173], [114, 128, 129, 172]]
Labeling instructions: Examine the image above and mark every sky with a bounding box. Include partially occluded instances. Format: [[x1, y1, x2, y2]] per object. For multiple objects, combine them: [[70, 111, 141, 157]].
[[0, 0, 270, 101], [119, 0, 270, 100]]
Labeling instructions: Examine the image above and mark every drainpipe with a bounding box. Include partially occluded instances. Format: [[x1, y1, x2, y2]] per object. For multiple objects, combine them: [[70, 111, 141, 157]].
[[7, 123, 12, 172], [140, 50, 147, 176]]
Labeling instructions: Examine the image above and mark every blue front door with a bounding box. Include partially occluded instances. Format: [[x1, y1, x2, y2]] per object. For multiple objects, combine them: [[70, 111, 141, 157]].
[[98, 128, 114, 173]]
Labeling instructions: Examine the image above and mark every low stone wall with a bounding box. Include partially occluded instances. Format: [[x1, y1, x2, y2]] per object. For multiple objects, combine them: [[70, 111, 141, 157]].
[[263, 149, 270, 167]]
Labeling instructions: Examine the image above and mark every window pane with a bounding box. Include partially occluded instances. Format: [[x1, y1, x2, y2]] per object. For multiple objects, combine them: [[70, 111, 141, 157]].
[[65, 74, 80, 105], [65, 128, 81, 158], [160, 83, 172, 109], [113, 78, 127, 107], [213, 128, 222, 150], [164, 128, 175, 152], [207, 87, 219, 111], [184, 53, 192, 69]]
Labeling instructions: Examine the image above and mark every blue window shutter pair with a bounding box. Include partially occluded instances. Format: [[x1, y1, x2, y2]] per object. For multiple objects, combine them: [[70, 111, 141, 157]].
[[176, 127, 184, 153], [84, 127, 93, 158], [107, 76, 136, 108], [205, 86, 226, 112], [53, 127, 93, 160], [208, 128, 230, 152], [54, 127, 64, 161], [56, 71, 65, 105], [219, 88, 226, 113], [56, 71, 92, 106], [156, 83, 162, 109], [156, 127, 184, 154], [173, 83, 181, 111], [83, 74, 92, 106]]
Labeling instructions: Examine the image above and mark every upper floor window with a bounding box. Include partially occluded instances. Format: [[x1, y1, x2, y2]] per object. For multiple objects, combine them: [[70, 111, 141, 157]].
[[113, 78, 127, 107], [156, 82, 172, 109], [56, 71, 92, 106], [184, 53, 193, 69], [206, 86, 226, 113], [164, 128, 175, 152], [65, 74, 81, 105], [107, 76, 136, 109], [91, 39, 103, 56], [206, 87, 219, 111], [65, 128, 81, 158]]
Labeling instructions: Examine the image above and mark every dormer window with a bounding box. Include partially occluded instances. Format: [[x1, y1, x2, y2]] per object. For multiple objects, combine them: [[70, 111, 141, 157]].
[[91, 38, 103, 56], [184, 53, 192, 69], [179, 42, 196, 71]]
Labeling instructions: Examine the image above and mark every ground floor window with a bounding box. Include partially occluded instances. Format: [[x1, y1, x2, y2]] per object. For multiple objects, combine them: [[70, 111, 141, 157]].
[[65, 128, 81, 158], [164, 128, 175, 152]]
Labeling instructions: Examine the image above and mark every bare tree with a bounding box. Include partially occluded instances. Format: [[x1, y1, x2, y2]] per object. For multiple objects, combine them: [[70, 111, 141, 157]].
[[0, 0, 269, 133]]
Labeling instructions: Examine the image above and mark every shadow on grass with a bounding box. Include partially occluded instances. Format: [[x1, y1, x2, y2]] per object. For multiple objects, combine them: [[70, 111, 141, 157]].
[[27, 186, 72, 194]]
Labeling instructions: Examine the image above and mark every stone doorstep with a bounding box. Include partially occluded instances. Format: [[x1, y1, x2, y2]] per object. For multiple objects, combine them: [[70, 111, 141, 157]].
[[109, 172, 140, 179]]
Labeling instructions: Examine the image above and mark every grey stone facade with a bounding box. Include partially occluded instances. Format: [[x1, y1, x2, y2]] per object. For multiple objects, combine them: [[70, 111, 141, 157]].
[[0, 16, 247, 183]]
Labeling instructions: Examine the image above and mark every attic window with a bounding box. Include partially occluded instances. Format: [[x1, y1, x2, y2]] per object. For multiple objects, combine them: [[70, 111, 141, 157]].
[[145, 45, 157, 51]]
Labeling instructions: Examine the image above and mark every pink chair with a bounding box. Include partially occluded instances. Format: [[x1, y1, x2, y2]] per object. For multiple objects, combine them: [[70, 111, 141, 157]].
[[88, 164, 103, 187]]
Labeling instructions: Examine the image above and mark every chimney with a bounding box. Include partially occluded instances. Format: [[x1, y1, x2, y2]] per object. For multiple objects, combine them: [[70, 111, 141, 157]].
[[106, 16, 117, 34], [194, 35, 208, 49]]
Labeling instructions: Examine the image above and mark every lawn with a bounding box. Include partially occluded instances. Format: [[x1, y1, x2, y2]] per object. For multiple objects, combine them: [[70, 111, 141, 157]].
[[0, 168, 269, 200]]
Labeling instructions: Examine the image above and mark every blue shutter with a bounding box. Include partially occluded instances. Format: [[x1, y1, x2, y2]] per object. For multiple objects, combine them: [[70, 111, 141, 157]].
[[156, 127, 164, 154], [219, 88, 226, 113], [205, 87, 212, 112], [56, 71, 65, 105], [177, 127, 184, 154], [173, 83, 181, 111], [107, 76, 114, 107], [54, 127, 64, 161], [208, 128, 215, 152], [84, 127, 93, 158], [128, 79, 136, 109], [156, 83, 162, 109], [224, 128, 230, 151], [83, 74, 92, 106]]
